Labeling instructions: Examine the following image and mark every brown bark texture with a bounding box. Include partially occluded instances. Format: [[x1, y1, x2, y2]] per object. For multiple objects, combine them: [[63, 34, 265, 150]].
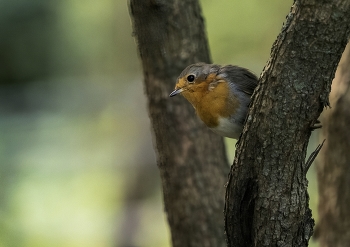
[[315, 42, 350, 247], [128, 1, 229, 247], [225, 1, 350, 247]]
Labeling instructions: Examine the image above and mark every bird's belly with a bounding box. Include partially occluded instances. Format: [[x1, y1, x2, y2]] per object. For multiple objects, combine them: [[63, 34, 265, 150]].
[[210, 117, 243, 139]]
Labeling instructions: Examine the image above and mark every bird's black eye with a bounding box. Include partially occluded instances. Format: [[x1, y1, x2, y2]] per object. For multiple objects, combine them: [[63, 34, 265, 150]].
[[187, 74, 195, 82]]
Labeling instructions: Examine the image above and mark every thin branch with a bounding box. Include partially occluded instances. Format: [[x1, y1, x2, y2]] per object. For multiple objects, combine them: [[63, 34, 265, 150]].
[[305, 139, 325, 173]]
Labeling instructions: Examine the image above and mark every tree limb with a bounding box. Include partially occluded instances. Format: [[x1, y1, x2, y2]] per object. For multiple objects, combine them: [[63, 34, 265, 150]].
[[225, 1, 350, 246]]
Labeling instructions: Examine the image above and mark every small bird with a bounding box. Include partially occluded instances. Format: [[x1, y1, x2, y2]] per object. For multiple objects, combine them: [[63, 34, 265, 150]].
[[169, 63, 258, 139]]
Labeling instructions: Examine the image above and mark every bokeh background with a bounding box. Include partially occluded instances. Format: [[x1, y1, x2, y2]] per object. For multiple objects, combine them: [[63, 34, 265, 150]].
[[0, 1, 320, 246]]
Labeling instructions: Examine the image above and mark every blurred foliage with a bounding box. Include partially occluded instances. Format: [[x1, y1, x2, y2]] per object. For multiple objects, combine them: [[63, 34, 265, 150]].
[[202, 0, 293, 73], [0, 0, 53, 84], [0, 0, 319, 246], [0, 0, 140, 85]]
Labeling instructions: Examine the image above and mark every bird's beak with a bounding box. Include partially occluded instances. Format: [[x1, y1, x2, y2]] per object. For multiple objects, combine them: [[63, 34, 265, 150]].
[[169, 88, 184, 97]]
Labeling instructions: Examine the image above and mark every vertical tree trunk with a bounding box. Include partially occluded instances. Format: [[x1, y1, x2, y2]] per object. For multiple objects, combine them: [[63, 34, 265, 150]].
[[315, 42, 350, 247], [225, 1, 350, 247], [128, 1, 229, 247]]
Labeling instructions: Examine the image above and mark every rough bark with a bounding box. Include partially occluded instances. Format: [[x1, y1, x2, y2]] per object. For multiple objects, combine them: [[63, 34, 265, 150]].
[[128, 1, 229, 247], [315, 42, 350, 247], [225, 1, 350, 247]]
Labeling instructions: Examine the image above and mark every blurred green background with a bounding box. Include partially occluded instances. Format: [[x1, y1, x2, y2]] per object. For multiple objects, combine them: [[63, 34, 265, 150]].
[[0, 1, 320, 246]]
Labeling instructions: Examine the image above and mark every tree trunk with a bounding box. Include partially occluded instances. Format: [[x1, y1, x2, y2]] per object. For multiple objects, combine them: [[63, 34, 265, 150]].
[[128, 1, 229, 247], [225, 1, 350, 247], [315, 42, 350, 247]]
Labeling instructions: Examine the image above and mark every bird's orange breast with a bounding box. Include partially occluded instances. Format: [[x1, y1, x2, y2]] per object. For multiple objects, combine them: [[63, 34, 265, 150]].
[[181, 78, 240, 128]]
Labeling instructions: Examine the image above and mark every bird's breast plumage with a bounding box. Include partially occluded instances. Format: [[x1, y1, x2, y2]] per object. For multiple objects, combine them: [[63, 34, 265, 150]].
[[210, 116, 243, 139], [195, 74, 238, 120]]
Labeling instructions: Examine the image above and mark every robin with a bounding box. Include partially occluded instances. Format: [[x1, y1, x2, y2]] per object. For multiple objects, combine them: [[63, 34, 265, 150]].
[[169, 63, 258, 139]]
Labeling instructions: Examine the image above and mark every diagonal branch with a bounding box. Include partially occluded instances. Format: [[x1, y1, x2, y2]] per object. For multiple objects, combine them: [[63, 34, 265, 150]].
[[225, 1, 350, 246]]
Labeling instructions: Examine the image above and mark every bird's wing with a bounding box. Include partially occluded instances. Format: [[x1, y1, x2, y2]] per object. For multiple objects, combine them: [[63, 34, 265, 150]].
[[220, 65, 258, 96]]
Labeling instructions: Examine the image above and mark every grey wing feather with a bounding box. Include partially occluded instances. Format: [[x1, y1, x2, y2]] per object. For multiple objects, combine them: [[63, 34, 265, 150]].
[[219, 65, 258, 96]]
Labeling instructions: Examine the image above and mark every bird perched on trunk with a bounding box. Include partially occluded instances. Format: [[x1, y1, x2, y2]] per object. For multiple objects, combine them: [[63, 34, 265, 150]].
[[169, 63, 258, 139]]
